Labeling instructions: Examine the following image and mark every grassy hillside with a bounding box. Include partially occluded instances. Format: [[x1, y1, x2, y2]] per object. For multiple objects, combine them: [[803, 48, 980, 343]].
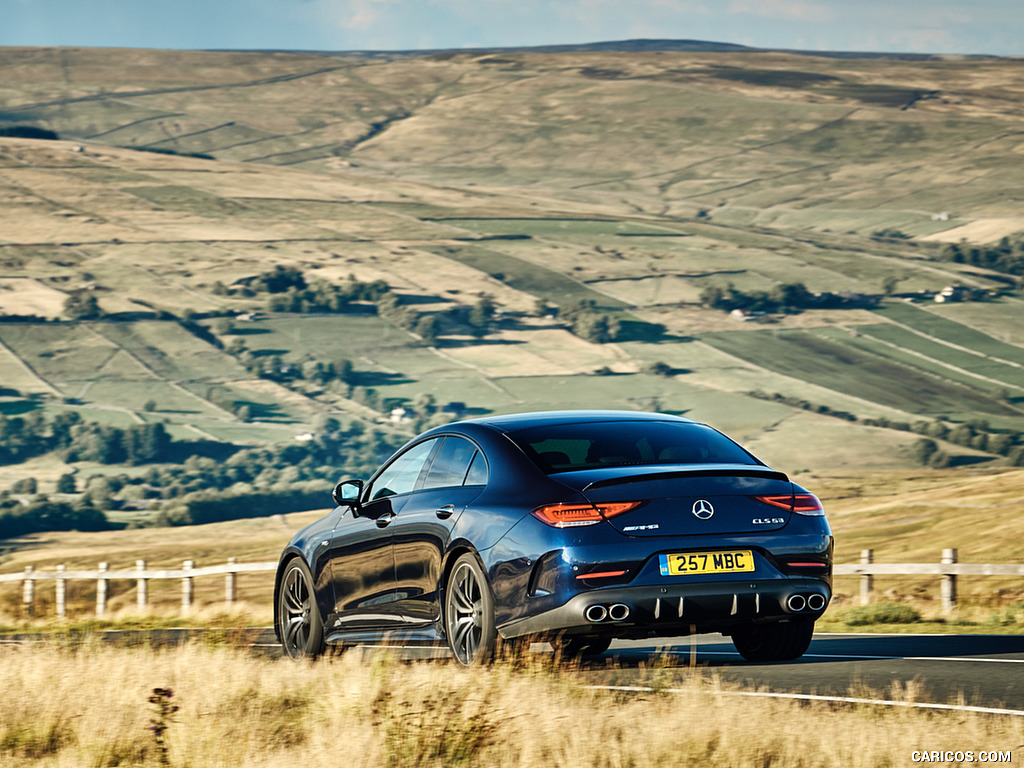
[[0, 46, 1022, 510]]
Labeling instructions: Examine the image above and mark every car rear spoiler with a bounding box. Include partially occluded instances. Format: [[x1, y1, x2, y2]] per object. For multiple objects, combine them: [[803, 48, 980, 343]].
[[582, 466, 789, 492]]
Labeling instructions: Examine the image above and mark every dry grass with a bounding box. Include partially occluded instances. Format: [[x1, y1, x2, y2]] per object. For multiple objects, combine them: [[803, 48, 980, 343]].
[[0, 640, 1020, 768], [0, 278, 67, 318]]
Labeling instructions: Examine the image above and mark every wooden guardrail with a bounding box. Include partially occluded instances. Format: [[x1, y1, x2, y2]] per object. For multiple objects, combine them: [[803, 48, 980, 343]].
[[835, 548, 1024, 612], [0, 558, 277, 617], [2, 549, 1022, 617]]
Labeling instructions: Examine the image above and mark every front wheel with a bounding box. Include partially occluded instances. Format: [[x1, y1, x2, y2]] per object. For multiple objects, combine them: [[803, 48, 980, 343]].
[[277, 559, 325, 660], [444, 553, 498, 666], [731, 619, 814, 662]]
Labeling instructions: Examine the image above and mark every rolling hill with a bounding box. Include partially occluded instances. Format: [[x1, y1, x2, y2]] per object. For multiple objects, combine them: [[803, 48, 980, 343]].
[[0, 44, 1023, 500]]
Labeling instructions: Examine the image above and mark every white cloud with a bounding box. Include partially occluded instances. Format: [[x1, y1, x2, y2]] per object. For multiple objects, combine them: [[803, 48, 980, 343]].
[[728, 0, 835, 22]]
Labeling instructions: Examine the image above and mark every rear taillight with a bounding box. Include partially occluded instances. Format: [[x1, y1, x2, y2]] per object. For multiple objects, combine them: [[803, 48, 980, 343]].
[[531, 501, 641, 528], [753, 493, 825, 516]]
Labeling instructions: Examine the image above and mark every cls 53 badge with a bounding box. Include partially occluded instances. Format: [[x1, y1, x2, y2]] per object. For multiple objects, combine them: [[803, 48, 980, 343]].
[[752, 517, 786, 524]]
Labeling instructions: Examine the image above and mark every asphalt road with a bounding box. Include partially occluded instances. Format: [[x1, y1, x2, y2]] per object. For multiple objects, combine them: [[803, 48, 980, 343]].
[[6, 629, 1022, 712], [581, 633, 1024, 712]]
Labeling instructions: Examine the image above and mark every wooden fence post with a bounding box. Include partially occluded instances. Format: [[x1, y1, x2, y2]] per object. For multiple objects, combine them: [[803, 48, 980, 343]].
[[55, 564, 66, 618], [182, 560, 194, 612], [941, 548, 958, 613], [136, 559, 148, 610], [860, 549, 873, 606], [96, 562, 108, 616], [226, 557, 237, 604], [22, 566, 34, 617]]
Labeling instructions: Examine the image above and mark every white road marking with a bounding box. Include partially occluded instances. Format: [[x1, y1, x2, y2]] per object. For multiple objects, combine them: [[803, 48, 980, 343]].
[[685, 649, 1024, 663], [581, 685, 1024, 717]]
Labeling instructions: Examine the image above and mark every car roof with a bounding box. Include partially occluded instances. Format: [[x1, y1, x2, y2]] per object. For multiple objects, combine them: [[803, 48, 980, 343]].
[[456, 410, 699, 433]]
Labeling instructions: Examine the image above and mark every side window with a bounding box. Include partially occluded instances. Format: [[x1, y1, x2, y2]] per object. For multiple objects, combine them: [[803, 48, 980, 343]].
[[464, 450, 489, 486], [422, 436, 479, 490], [367, 440, 438, 500]]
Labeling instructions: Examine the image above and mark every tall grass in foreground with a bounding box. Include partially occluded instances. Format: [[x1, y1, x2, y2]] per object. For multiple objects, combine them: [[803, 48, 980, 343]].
[[0, 642, 1019, 768]]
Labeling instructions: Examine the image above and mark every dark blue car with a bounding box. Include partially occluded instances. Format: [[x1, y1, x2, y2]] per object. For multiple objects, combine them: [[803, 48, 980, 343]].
[[275, 410, 833, 664]]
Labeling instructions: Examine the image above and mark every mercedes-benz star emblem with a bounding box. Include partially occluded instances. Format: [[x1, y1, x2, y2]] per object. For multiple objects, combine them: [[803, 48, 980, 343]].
[[692, 499, 714, 520]]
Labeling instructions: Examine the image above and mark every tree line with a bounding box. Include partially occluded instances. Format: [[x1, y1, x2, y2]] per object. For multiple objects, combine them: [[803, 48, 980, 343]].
[[936, 239, 1024, 279], [0, 412, 173, 466], [700, 282, 877, 315], [0, 417, 406, 537]]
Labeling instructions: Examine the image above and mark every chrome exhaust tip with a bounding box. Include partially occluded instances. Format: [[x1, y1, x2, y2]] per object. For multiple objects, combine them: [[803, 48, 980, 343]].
[[584, 604, 608, 623], [608, 603, 630, 621], [807, 593, 826, 611], [787, 594, 807, 612]]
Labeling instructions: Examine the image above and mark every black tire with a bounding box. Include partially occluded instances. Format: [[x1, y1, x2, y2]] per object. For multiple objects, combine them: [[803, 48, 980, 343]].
[[556, 635, 613, 659], [277, 559, 325, 660], [444, 553, 498, 666], [731, 620, 814, 662]]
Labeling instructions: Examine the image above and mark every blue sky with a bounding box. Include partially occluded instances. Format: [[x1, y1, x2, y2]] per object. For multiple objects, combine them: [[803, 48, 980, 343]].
[[3, 0, 1020, 55]]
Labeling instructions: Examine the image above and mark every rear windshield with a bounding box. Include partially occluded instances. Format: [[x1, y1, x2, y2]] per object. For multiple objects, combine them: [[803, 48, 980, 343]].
[[508, 420, 759, 474]]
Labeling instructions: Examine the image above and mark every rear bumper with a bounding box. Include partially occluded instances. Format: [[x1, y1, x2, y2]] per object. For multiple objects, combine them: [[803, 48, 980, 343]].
[[498, 578, 831, 640]]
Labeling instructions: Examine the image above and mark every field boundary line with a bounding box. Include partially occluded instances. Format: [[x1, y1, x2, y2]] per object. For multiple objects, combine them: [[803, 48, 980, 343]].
[[841, 325, 1024, 394], [85, 323, 239, 420], [426, 346, 523, 401], [0, 336, 62, 396], [875, 311, 1024, 371], [691, 340, 915, 419], [582, 685, 1024, 717]]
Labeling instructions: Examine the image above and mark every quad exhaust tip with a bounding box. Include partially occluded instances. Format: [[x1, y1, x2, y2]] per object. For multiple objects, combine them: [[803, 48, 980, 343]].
[[787, 593, 828, 612], [584, 604, 608, 623], [608, 603, 630, 621], [585, 603, 630, 622]]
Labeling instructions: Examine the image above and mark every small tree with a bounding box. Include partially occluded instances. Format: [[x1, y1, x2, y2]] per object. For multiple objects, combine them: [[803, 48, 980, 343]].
[[63, 293, 102, 320], [644, 361, 674, 377], [413, 314, 440, 344], [910, 438, 938, 466], [56, 473, 76, 494], [11, 477, 37, 494], [467, 297, 496, 338]]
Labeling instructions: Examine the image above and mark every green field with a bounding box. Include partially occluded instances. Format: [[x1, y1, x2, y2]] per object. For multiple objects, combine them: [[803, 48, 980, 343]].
[[701, 328, 1021, 422], [851, 324, 1024, 390], [421, 243, 627, 310], [873, 304, 1024, 363]]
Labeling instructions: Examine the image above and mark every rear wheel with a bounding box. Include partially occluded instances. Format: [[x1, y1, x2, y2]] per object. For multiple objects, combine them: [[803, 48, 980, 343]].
[[731, 620, 814, 662], [277, 559, 325, 660], [445, 553, 498, 666]]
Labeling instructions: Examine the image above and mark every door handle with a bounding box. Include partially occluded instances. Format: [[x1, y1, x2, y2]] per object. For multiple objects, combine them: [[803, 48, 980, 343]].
[[435, 504, 456, 520], [375, 512, 396, 528]]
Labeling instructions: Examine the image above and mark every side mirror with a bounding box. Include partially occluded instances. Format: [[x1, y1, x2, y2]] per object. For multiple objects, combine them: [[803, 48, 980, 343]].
[[332, 479, 364, 513]]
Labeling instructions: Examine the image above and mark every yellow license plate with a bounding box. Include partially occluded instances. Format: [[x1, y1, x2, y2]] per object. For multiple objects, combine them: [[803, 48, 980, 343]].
[[659, 550, 755, 576]]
